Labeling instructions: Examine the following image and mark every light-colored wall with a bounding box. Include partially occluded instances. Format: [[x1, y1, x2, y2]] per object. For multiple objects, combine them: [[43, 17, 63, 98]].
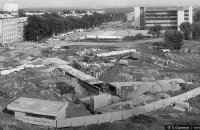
[[177, 9, 185, 30], [0, 20, 2, 45], [15, 112, 56, 127], [189, 6, 193, 24], [93, 94, 111, 109], [134, 7, 141, 29], [2, 18, 18, 45], [57, 87, 200, 128]]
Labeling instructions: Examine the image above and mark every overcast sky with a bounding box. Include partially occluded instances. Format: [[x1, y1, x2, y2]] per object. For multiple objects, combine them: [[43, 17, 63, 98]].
[[1, 0, 200, 8]]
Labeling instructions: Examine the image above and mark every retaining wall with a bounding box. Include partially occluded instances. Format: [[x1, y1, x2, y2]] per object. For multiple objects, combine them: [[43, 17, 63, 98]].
[[56, 87, 200, 128]]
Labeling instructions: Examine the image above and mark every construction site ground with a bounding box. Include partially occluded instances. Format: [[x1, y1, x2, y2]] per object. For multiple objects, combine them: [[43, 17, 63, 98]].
[[0, 21, 200, 130]]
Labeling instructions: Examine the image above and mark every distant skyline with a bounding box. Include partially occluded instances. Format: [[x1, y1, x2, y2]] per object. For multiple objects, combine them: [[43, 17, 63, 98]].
[[0, 0, 200, 8]]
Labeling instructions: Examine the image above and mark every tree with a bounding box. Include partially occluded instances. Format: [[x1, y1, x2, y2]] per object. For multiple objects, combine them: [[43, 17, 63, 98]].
[[164, 30, 184, 50], [135, 33, 144, 40], [192, 22, 200, 40], [148, 25, 163, 37], [75, 10, 87, 14], [56, 82, 75, 95], [18, 9, 26, 17], [194, 11, 200, 23], [63, 10, 71, 14], [179, 22, 192, 40]]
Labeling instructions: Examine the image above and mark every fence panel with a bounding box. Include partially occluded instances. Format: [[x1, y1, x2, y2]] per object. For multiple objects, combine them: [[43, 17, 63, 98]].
[[179, 93, 187, 102], [163, 98, 172, 107], [153, 100, 164, 110], [110, 111, 123, 122], [144, 103, 154, 113], [186, 90, 194, 99], [194, 88, 200, 97], [84, 115, 99, 126], [132, 106, 145, 115], [170, 96, 179, 104], [57, 118, 71, 128], [98, 113, 111, 124], [70, 117, 85, 127], [122, 109, 133, 119]]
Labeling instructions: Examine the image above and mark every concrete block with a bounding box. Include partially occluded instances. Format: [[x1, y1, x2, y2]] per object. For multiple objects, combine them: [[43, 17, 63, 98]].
[[98, 113, 111, 124], [57, 119, 71, 128], [110, 111, 123, 122], [84, 115, 99, 126], [174, 101, 189, 109], [173, 106, 186, 112], [70, 117, 85, 127]]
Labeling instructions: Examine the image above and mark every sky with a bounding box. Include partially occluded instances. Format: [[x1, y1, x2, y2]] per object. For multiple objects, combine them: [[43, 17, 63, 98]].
[[1, 0, 200, 8]]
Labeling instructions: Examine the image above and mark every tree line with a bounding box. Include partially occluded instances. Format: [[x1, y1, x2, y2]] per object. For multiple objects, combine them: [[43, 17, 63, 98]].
[[23, 12, 126, 41], [147, 21, 200, 51]]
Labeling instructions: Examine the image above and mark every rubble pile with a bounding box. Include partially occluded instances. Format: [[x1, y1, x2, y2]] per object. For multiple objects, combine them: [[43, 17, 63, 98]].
[[76, 48, 101, 56], [151, 56, 186, 69]]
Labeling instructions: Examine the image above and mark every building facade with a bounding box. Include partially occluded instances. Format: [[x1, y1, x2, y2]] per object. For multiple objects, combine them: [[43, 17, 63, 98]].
[[0, 14, 18, 45], [134, 6, 193, 30], [17, 17, 28, 42], [0, 15, 27, 45], [7, 97, 68, 127]]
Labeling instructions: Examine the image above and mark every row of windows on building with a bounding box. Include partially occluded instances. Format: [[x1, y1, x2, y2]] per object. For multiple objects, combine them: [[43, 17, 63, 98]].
[[3, 28, 17, 33], [26, 113, 56, 120], [3, 23, 17, 27], [3, 33, 17, 38], [3, 37, 17, 43], [2, 19, 17, 23], [146, 23, 178, 26], [146, 16, 178, 19], [146, 20, 177, 24]]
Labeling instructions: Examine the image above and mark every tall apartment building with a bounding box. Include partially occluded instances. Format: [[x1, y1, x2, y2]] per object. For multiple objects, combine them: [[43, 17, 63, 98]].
[[0, 14, 27, 45], [134, 6, 193, 30], [0, 14, 18, 45]]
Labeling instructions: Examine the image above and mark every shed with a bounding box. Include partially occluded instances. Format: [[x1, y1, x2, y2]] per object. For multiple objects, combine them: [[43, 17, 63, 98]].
[[7, 97, 68, 127]]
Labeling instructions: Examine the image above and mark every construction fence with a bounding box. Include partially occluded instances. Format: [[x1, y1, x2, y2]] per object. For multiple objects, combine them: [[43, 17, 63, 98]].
[[56, 87, 200, 128]]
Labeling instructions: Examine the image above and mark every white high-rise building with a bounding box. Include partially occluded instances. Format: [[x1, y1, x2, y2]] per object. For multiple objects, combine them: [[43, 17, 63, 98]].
[[134, 7, 141, 29], [134, 6, 193, 30]]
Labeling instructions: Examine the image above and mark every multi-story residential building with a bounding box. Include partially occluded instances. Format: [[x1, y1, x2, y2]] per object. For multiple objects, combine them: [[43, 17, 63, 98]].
[[0, 14, 18, 45], [17, 17, 28, 42], [0, 14, 27, 45], [134, 6, 193, 30]]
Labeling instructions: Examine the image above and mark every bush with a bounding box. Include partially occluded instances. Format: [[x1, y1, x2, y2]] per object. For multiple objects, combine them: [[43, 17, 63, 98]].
[[135, 33, 145, 40], [192, 22, 200, 40], [123, 36, 137, 41], [148, 25, 163, 37], [164, 30, 184, 50], [56, 82, 75, 95]]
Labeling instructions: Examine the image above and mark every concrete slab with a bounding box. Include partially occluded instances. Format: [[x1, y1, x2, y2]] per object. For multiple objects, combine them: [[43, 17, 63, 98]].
[[7, 97, 68, 117]]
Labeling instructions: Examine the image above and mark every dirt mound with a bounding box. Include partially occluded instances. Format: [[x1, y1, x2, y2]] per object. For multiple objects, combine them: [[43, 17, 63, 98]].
[[99, 64, 138, 83], [130, 115, 157, 124], [99, 64, 124, 83]]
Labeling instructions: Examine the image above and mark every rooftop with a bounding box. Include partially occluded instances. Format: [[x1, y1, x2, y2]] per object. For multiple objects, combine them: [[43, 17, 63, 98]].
[[7, 97, 68, 117], [0, 14, 15, 19]]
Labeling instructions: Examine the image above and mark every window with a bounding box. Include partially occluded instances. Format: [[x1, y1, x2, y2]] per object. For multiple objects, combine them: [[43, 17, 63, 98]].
[[25, 113, 56, 120]]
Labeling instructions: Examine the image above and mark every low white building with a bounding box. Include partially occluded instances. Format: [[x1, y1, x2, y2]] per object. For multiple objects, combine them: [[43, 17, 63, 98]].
[[7, 97, 68, 127]]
